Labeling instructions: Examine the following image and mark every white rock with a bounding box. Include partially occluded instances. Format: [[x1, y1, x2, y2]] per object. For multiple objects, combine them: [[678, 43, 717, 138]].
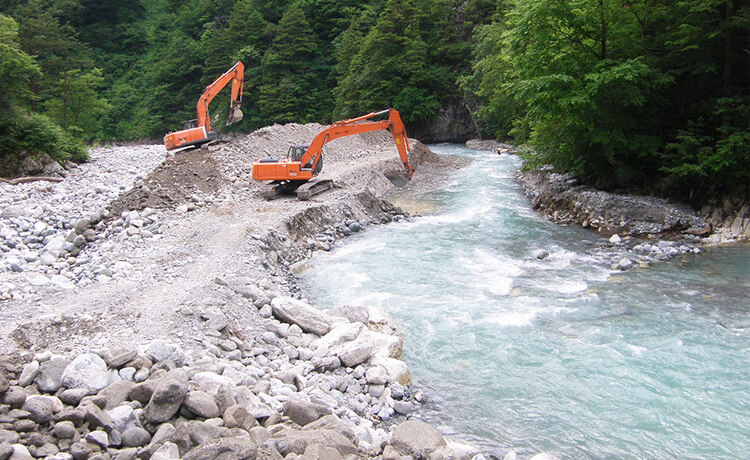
[[370, 357, 410, 385], [365, 366, 389, 385], [311, 322, 364, 357], [271, 296, 332, 336], [61, 353, 109, 393], [609, 234, 622, 244], [151, 442, 180, 460], [50, 275, 75, 290]]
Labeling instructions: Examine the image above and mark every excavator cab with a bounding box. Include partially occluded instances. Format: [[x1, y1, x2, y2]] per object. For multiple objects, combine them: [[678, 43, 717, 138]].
[[289, 145, 322, 174]]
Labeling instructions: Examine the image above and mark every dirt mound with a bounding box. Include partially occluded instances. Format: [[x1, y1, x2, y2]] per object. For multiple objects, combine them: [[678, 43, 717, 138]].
[[108, 149, 223, 217]]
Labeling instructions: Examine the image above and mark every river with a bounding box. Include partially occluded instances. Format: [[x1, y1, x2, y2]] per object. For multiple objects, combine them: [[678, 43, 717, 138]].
[[301, 144, 750, 459]]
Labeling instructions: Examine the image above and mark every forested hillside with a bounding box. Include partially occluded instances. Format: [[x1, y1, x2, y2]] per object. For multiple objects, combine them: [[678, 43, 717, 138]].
[[1, 0, 747, 200]]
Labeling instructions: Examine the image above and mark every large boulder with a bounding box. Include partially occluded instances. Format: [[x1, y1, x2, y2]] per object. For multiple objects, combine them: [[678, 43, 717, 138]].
[[61, 354, 109, 394], [271, 297, 332, 336], [144, 369, 189, 423], [390, 420, 446, 459]]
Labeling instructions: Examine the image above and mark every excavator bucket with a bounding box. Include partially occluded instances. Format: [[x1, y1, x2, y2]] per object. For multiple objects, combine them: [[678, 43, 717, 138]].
[[226, 103, 243, 126]]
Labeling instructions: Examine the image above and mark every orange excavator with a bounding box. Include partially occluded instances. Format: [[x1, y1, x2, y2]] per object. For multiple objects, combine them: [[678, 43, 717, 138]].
[[252, 108, 415, 200], [164, 61, 245, 151]]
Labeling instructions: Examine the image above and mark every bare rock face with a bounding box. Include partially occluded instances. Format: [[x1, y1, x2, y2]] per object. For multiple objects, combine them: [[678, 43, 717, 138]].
[[518, 169, 710, 237], [271, 297, 332, 336], [144, 369, 189, 423], [391, 420, 447, 459]]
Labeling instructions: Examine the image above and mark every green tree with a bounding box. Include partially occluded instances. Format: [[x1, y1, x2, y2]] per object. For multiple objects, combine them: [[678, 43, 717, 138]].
[[258, 3, 320, 123]]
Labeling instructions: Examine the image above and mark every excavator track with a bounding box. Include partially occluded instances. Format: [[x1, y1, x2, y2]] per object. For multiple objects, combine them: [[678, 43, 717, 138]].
[[260, 179, 334, 201], [295, 179, 334, 200]]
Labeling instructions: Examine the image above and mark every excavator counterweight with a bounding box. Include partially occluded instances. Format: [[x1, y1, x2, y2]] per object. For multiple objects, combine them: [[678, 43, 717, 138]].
[[252, 108, 414, 200], [164, 61, 244, 151]]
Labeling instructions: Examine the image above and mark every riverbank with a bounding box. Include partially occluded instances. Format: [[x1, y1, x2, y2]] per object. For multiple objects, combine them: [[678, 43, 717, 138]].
[[0, 128, 507, 459], [465, 139, 750, 246]]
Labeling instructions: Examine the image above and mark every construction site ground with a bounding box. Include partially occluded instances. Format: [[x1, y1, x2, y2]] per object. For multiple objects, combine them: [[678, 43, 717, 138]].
[[0, 123, 446, 356]]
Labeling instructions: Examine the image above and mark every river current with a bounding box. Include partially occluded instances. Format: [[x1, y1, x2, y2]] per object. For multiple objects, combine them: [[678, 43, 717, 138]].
[[301, 144, 750, 459]]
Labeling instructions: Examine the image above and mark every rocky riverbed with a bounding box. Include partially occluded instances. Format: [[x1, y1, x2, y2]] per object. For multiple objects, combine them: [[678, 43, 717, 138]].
[[2, 127, 556, 459]]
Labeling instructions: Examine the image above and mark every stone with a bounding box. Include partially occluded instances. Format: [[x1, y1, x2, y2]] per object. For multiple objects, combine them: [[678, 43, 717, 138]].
[[609, 234, 622, 244], [189, 421, 226, 446], [303, 416, 358, 447], [18, 361, 40, 387], [53, 421, 77, 439], [0, 431, 19, 444], [61, 354, 109, 394], [615, 258, 634, 270], [60, 388, 89, 406], [271, 297, 332, 336], [144, 369, 189, 423], [35, 443, 59, 457], [54, 408, 86, 426], [183, 391, 220, 419], [108, 405, 137, 433], [13, 419, 37, 432], [370, 357, 410, 385], [303, 444, 343, 460], [534, 249, 550, 260], [128, 378, 160, 404], [99, 349, 137, 369], [333, 333, 374, 367], [391, 420, 446, 459], [329, 305, 370, 325], [85, 430, 109, 448], [9, 444, 33, 460], [2, 387, 26, 408], [0, 443, 12, 460], [98, 380, 135, 410], [121, 427, 151, 447], [393, 401, 415, 415], [36, 358, 71, 393], [503, 450, 518, 460], [81, 401, 115, 431], [21, 396, 58, 423], [144, 341, 185, 366], [283, 399, 332, 427], [273, 427, 357, 457], [365, 366, 389, 385], [150, 442, 180, 460], [311, 322, 364, 357], [0, 372, 8, 394], [223, 405, 256, 430], [182, 436, 257, 460]]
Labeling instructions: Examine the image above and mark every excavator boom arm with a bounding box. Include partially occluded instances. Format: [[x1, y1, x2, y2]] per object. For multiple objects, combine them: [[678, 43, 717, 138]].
[[298, 108, 414, 178], [196, 61, 245, 132]]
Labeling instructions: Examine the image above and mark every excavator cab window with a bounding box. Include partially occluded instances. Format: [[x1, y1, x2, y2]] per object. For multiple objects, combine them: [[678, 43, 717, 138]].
[[184, 119, 198, 130], [288, 146, 307, 162]]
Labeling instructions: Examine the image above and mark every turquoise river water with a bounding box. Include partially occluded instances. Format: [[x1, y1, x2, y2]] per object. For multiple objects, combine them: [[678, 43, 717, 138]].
[[301, 144, 750, 459]]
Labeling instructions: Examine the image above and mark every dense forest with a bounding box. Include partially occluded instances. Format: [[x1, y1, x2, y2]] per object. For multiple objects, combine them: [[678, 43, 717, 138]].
[[0, 0, 748, 201]]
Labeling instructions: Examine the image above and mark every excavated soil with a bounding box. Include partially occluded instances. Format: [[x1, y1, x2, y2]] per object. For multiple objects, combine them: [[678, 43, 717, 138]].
[[0, 123, 442, 355]]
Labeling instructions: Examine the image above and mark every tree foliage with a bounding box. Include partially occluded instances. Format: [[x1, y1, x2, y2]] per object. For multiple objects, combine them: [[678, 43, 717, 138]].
[[0, 0, 746, 200], [470, 0, 749, 197]]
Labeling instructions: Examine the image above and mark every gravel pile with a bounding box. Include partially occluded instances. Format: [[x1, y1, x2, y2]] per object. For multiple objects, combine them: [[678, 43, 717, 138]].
[[0, 294, 486, 460]]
